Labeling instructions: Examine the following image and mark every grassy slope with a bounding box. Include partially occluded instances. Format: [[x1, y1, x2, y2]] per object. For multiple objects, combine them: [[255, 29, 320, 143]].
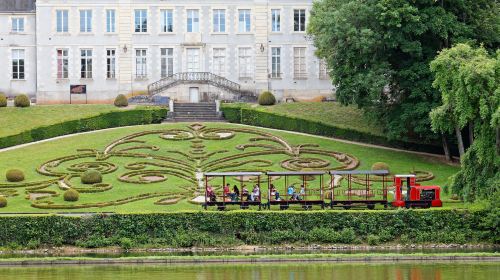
[[0, 123, 461, 213], [0, 105, 130, 138]]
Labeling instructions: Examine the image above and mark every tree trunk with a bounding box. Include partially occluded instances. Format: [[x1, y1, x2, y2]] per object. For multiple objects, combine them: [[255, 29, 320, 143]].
[[441, 134, 452, 161], [468, 122, 474, 146], [496, 127, 500, 155], [455, 126, 465, 158]]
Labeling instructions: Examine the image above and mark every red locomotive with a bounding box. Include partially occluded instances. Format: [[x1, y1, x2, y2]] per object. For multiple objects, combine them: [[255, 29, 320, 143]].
[[392, 174, 442, 208]]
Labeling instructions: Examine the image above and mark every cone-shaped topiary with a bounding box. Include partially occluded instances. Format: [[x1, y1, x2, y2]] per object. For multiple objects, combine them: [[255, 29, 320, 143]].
[[6, 169, 25, 182], [14, 94, 30, 107], [63, 189, 80, 202], [371, 162, 390, 173], [81, 170, 103, 184], [114, 94, 129, 107], [0, 93, 7, 107], [0, 196, 7, 208], [258, 91, 276, 106]]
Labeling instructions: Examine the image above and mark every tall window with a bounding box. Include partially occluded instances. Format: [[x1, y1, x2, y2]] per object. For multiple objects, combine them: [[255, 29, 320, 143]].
[[80, 10, 92, 33], [213, 9, 225, 33], [271, 47, 281, 78], [271, 9, 280, 32], [134, 9, 147, 33], [186, 9, 199, 32], [80, 49, 92, 78], [161, 48, 174, 78], [56, 10, 69, 32], [106, 10, 116, 33], [294, 9, 306, 32], [12, 18, 24, 32], [238, 10, 251, 33], [12, 49, 25, 80], [319, 59, 328, 79], [56, 49, 69, 79], [106, 49, 116, 79], [213, 48, 226, 76], [135, 49, 147, 78], [238, 47, 253, 78], [161, 9, 173, 32], [294, 47, 307, 79], [186, 48, 200, 72]]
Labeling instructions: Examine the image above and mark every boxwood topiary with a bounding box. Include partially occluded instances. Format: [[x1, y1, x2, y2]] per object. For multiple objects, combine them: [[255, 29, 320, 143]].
[[258, 91, 276, 106], [371, 162, 390, 173], [0, 93, 7, 107], [6, 169, 25, 182], [0, 196, 7, 207], [114, 94, 129, 107], [63, 189, 80, 202], [81, 170, 103, 184], [14, 94, 30, 107]]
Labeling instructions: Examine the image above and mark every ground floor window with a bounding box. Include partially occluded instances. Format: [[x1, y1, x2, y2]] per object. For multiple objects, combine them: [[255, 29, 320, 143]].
[[161, 48, 174, 78], [293, 47, 307, 79], [319, 59, 329, 79], [135, 49, 147, 78], [80, 49, 93, 79], [57, 49, 68, 79], [106, 49, 116, 79], [212, 48, 226, 77], [238, 47, 253, 79], [12, 49, 25, 80], [271, 47, 281, 78], [186, 48, 200, 72]]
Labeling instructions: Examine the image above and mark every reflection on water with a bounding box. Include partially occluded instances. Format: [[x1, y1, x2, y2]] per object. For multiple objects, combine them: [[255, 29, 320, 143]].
[[0, 262, 498, 280]]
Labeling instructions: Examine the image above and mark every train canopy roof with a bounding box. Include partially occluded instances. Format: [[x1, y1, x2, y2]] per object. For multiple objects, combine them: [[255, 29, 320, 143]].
[[266, 171, 326, 176], [330, 170, 389, 175], [204, 172, 263, 177], [394, 174, 416, 178]]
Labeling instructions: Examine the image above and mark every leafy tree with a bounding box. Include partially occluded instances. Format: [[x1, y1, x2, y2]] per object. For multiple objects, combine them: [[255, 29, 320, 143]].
[[308, 0, 499, 150], [430, 44, 499, 200]]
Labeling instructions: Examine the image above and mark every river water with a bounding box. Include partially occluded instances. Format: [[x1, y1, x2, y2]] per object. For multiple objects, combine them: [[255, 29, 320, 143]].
[[0, 262, 498, 280]]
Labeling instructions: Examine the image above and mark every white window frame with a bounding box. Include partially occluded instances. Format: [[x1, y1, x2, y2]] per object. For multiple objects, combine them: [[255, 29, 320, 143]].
[[238, 47, 253, 79], [161, 48, 174, 78], [293, 9, 306, 32], [319, 59, 329, 80], [56, 10, 69, 33], [271, 47, 281, 78], [135, 49, 148, 78], [186, 48, 201, 72], [80, 49, 93, 79], [106, 9, 116, 33], [79, 10, 92, 33], [56, 48, 69, 79], [238, 9, 251, 33], [11, 49, 25, 80], [186, 9, 199, 33], [213, 9, 226, 33], [293, 47, 307, 79], [11, 17, 25, 33], [106, 49, 116, 79], [212, 48, 226, 77], [271, 9, 281, 32], [161, 9, 174, 33], [134, 9, 148, 33]]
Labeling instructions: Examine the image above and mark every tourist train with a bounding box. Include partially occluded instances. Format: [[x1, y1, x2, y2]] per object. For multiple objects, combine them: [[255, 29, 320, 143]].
[[203, 170, 442, 210]]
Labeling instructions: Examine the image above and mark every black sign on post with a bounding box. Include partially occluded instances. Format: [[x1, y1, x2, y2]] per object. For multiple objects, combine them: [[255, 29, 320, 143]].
[[70, 85, 87, 104]]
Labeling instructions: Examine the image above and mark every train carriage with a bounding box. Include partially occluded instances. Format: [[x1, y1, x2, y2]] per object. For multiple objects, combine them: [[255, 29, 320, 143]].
[[203, 172, 263, 210]]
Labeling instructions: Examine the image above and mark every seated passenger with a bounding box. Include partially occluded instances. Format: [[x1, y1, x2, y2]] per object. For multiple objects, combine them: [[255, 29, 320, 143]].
[[206, 186, 216, 202], [251, 185, 260, 201], [270, 184, 280, 201], [231, 185, 240, 201], [242, 185, 250, 201], [223, 183, 231, 201], [298, 185, 306, 200], [287, 185, 296, 200]]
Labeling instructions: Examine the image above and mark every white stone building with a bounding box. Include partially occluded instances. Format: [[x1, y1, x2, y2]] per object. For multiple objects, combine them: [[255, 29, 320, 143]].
[[0, 0, 333, 104]]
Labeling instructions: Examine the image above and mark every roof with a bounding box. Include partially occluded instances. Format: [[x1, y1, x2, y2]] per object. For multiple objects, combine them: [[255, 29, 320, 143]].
[[0, 0, 36, 13], [267, 171, 326, 176], [394, 174, 416, 178], [204, 172, 263, 177], [330, 170, 389, 175]]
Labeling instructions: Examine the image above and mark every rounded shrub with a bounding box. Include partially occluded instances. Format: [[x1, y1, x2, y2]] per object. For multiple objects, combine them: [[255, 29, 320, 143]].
[[0, 196, 7, 208], [258, 91, 276, 106], [14, 94, 30, 107], [0, 93, 7, 107], [6, 169, 25, 182], [64, 189, 80, 202], [114, 94, 129, 107], [81, 170, 103, 184], [371, 162, 390, 173]]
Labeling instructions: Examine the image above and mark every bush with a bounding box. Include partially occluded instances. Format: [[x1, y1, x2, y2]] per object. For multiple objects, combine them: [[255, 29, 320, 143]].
[[0, 196, 7, 208], [14, 94, 30, 107], [114, 94, 129, 107], [258, 91, 276, 106], [119, 237, 134, 250], [367, 234, 380, 245], [6, 169, 25, 182], [81, 170, 102, 184], [0, 93, 7, 107], [63, 189, 80, 202], [371, 162, 390, 173]]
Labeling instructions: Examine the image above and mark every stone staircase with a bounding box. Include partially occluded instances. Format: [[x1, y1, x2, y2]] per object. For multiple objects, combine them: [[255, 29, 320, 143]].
[[164, 102, 225, 122]]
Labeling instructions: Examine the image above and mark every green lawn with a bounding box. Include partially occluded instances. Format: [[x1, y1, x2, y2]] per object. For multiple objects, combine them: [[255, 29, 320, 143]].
[[0, 105, 132, 138], [0, 122, 461, 213]]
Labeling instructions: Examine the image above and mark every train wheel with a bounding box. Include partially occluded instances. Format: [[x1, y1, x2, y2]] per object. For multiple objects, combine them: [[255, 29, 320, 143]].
[[367, 204, 375, 210], [405, 203, 411, 209]]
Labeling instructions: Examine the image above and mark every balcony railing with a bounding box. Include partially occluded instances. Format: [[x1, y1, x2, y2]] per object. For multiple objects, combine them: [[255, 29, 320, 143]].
[[148, 72, 242, 96]]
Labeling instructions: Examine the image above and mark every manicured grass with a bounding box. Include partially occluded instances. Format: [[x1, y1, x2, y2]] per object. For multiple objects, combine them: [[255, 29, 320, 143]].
[[0, 105, 132, 138], [0, 122, 461, 213]]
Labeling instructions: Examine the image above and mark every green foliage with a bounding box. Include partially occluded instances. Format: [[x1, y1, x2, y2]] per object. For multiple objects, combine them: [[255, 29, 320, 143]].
[[63, 189, 80, 202], [258, 91, 276, 106], [367, 234, 380, 246], [0, 93, 6, 107], [114, 94, 129, 107], [6, 169, 25, 182], [14, 94, 30, 107], [81, 170, 103, 184], [0, 196, 7, 208], [119, 237, 134, 250], [0, 108, 167, 149], [371, 162, 390, 173]]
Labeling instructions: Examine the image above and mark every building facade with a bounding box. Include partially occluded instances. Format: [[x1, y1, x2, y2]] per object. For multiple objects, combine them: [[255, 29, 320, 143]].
[[0, 0, 333, 104]]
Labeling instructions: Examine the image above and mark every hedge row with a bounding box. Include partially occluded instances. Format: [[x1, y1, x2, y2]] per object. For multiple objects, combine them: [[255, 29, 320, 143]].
[[221, 105, 444, 154], [0, 210, 496, 248], [0, 108, 167, 149]]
